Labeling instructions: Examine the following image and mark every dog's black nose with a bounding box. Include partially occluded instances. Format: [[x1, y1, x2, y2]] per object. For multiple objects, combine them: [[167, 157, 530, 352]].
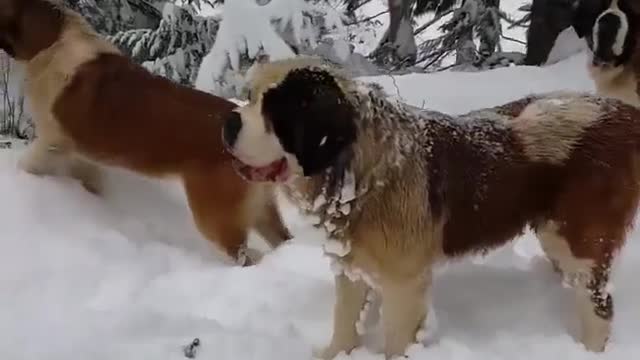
[[223, 111, 242, 148]]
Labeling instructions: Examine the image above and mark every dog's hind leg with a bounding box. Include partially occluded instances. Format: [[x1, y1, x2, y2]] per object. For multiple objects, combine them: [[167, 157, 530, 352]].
[[253, 190, 292, 249], [535, 161, 640, 353], [315, 274, 369, 360], [380, 272, 429, 359], [537, 222, 616, 352], [18, 130, 103, 195]]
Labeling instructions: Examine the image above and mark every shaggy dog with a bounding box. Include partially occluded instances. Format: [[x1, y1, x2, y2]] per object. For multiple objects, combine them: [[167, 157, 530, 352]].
[[0, 0, 291, 265], [573, 0, 640, 105], [222, 57, 640, 358]]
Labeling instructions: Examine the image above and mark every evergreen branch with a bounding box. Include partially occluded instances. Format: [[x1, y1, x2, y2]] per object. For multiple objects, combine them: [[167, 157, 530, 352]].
[[344, 9, 389, 26], [413, 8, 454, 35]]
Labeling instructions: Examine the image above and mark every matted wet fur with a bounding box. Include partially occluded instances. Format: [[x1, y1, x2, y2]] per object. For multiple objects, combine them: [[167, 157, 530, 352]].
[[573, 0, 640, 105], [222, 57, 640, 358], [0, 0, 291, 265]]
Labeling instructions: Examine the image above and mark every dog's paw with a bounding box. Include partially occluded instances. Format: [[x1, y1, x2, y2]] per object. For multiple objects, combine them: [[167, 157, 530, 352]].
[[312, 346, 344, 360], [236, 247, 264, 267], [68, 159, 104, 196]]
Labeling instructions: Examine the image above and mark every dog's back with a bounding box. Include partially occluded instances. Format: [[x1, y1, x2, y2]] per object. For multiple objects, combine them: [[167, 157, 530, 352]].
[[53, 52, 237, 176], [424, 93, 640, 256]]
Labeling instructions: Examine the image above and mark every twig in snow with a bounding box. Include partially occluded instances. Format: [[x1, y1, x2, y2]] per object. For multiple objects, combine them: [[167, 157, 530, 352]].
[[183, 338, 201, 359], [385, 71, 407, 103]]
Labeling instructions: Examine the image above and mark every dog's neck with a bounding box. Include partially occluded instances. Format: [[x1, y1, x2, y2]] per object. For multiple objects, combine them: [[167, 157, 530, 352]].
[[589, 62, 640, 106], [22, 8, 119, 109]]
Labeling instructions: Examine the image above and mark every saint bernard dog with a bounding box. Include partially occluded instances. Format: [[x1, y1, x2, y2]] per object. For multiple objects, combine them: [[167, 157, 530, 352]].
[[222, 57, 640, 358], [573, 0, 640, 105], [0, 0, 291, 265]]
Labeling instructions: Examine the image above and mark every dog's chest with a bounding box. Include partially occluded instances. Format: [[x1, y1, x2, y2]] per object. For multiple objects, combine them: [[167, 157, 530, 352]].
[[285, 174, 381, 289], [286, 170, 359, 238]]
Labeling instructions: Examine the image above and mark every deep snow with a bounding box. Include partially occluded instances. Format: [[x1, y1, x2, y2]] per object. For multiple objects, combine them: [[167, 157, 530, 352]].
[[1, 52, 640, 360]]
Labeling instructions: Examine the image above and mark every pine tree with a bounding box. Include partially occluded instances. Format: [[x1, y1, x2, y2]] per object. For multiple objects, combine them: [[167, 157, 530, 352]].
[[108, 3, 221, 85], [195, 0, 348, 98], [416, 0, 524, 71], [64, 0, 163, 34]]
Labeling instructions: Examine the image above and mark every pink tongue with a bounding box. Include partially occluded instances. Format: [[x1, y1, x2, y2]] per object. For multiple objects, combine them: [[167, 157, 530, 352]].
[[240, 158, 286, 182]]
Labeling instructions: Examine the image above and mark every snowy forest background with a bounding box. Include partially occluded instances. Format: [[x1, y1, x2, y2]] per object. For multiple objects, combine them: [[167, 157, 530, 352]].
[[0, 0, 586, 141]]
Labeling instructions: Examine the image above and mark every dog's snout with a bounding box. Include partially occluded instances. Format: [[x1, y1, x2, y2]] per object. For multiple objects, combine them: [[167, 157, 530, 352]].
[[223, 111, 242, 148]]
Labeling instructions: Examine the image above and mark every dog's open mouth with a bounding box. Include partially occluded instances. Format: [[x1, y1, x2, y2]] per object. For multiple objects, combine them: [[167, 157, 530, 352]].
[[231, 157, 289, 182]]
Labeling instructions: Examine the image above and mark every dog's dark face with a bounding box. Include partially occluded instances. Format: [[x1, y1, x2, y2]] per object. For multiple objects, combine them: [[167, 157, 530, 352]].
[[222, 63, 357, 183], [0, 0, 64, 60], [573, 0, 637, 67]]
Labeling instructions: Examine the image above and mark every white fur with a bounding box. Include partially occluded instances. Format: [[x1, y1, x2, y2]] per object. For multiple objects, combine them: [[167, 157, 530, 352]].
[[231, 105, 286, 167], [510, 95, 602, 164]]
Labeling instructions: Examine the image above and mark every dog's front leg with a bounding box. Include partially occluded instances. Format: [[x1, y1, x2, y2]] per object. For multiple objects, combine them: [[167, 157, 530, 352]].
[[381, 272, 430, 359], [315, 274, 369, 360]]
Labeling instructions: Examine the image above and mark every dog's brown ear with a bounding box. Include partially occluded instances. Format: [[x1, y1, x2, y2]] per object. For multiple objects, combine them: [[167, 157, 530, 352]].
[[7, 0, 64, 60]]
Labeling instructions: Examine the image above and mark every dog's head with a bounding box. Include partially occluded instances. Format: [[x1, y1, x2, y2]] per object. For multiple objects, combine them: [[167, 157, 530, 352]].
[[222, 59, 358, 183], [0, 0, 64, 60], [573, 0, 637, 67]]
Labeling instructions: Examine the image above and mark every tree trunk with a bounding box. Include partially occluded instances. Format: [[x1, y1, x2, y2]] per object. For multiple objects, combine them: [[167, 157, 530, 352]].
[[524, 0, 575, 65], [477, 0, 500, 60], [370, 0, 418, 68]]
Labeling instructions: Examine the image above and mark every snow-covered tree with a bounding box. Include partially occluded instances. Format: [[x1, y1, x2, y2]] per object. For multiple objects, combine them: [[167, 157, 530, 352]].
[[416, 0, 524, 71], [64, 0, 163, 34], [195, 0, 351, 98], [109, 3, 221, 85]]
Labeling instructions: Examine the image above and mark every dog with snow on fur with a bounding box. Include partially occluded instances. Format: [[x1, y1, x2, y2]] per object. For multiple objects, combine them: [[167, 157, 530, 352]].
[[573, 0, 640, 105], [222, 57, 640, 358], [0, 0, 291, 265]]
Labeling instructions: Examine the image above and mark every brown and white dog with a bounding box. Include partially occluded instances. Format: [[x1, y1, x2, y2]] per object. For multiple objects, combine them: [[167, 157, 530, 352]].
[[573, 0, 640, 105], [0, 0, 291, 265], [222, 57, 640, 358]]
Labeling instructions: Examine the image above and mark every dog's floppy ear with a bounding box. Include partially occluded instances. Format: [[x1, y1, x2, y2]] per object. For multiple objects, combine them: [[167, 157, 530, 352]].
[[262, 67, 357, 176]]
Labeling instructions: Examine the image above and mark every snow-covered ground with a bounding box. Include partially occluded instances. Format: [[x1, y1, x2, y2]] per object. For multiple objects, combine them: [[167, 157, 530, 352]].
[[2, 52, 640, 360]]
